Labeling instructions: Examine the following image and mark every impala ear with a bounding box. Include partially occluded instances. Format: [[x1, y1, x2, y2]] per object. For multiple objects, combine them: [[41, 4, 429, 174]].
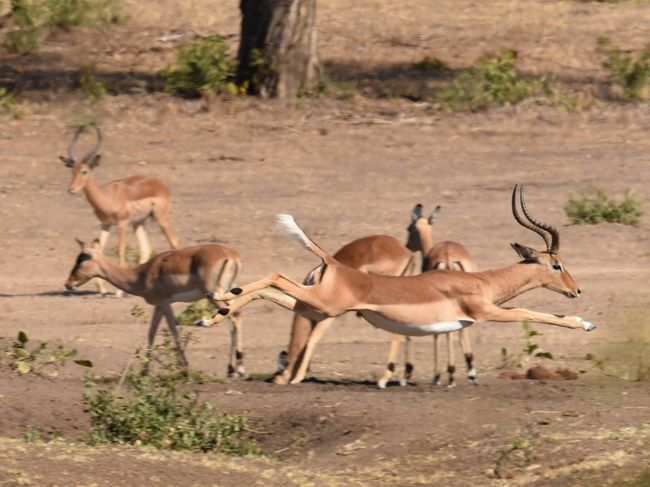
[[75, 238, 86, 250], [428, 205, 442, 224], [511, 243, 540, 263], [91, 238, 102, 251], [411, 203, 423, 222], [60, 156, 75, 167], [88, 154, 101, 168]]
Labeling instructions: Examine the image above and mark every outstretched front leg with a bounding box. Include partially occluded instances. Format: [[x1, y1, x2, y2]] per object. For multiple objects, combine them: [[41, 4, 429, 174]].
[[481, 306, 596, 331]]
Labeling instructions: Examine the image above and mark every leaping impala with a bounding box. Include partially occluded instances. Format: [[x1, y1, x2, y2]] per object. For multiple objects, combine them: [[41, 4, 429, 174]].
[[271, 234, 418, 387], [207, 185, 595, 380], [60, 125, 179, 295], [406, 204, 479, 387], [65, 239, 245, 376]]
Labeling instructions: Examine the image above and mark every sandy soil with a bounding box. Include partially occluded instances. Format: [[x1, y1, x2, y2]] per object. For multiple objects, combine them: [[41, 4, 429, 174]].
[[1, 1, 650, 486]]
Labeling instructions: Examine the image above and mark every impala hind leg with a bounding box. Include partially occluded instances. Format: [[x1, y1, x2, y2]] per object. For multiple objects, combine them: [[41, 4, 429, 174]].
[[154, 206, 179, 249], [290, 317, 335, 384], [228, 311, 245, 377], [274, 313, 314, 385], [159, 301, 189, 368], [144, 305, 164, 372], [459, 328, 477, 385], [93, 224, 111, 296], [378, 334, 411, 388], [432, 334, 441, 386], [446, 333, 456, 388], [133, 223, 152, 263]]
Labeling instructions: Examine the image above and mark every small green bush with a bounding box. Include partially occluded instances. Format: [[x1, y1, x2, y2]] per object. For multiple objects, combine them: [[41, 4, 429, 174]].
[[565, 189, 643, 225], [0, 87, 22, 118], [161, 35, 239, 98], [499, 322, 554, 369], [436, 49, 545, 111], [175, 299, 218, 326], [78, 65, 107, 103], [598, 37, 650, 101], [83, 369, 258, 454]]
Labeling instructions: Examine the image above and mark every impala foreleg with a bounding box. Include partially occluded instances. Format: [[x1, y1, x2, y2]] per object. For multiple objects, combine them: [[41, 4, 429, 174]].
[[377, 334, 411, 388], [160, 302, 188, 367], [145, 306, 164, 371], [228, 311, 245, 377], [133, 224, 152, 263], [432, 335, 441, 386], [482, 306, 596, 331], [274, 313, 315, 385], [94, 224, 111, 296]]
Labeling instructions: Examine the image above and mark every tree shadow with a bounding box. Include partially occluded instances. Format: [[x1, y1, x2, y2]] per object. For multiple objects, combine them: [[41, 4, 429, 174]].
[[0, 289, 100, 298]]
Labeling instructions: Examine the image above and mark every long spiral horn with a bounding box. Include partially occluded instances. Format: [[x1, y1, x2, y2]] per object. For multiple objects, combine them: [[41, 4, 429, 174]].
[[81, 125, 103, 163], [519, 185, 560, 254], [67, 126, 84, 160], [511, 184, 553, 252]]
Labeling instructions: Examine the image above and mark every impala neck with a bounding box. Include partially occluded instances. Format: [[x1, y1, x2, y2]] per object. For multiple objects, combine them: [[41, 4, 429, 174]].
[[481, 263, 545, 305], [418, 225, 435, 255], [94, 254, 143, 296], [83, 174, 113, 215]]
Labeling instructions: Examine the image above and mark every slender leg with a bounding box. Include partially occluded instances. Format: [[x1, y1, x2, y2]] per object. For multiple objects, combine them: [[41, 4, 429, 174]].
[[94, 224, 111, 295], [159, 301, 189, 367], [432, 334, 441, 385], [156, 209, 179, 249], [228, 311, 245, 377], [274, 313, 314, 385], [482, 306, 596, 331], [378, 334, 403, 389], [402, 336, 413, 386], [145, 306, 164, 370], [446, 333, 456, 388], [459, 328, 477, 385], [117, 220, 128, 267], [133, 223, 152, 263], [290, 317, 336, 384]]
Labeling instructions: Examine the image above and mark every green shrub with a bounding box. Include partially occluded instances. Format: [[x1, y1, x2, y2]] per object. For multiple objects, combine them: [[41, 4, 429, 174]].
[[565, 189, 643, 225], [597, 37, 650, 101], [0, 87, 22, 118], [78, 65, 107, 103], [3, 0, 124, 53], [175, 299, 218, 326], [499, 322, 554, 369], [83, 368, 258, 453], [436, 49, 545, 111], [0, 331, 92, 376], [161, 35, 239, 98]]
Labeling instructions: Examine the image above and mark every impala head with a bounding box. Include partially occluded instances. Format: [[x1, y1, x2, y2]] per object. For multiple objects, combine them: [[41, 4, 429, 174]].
[[511, 184, 581, 298], [405, 203, 442, 252], [59, 126, 103, 194], [65, 238, 103, 291]]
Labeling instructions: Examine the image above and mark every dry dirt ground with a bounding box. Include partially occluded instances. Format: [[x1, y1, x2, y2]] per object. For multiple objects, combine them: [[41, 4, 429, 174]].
[[1, 1, 650, 486]]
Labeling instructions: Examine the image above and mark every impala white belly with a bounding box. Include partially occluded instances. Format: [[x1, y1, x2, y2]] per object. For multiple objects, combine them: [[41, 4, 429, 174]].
[[360, 310, 475, 336], [170, 289, 205, 303]]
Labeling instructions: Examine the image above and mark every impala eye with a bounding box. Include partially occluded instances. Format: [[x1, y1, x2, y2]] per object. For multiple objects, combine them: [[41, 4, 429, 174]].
[[552, 263, 562, 271], [81, 169, 89, 175]]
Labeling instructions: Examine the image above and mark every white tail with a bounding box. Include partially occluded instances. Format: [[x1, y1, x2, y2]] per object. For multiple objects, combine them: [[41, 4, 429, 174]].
[[276, 213, 329, 260]]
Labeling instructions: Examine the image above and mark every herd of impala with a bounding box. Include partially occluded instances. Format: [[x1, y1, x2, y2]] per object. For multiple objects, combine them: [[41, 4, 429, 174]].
[[62, 126, 596, 388]]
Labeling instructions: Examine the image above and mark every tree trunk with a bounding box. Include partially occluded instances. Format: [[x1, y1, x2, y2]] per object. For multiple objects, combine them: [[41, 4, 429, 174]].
[[237, 0, 321, 98]]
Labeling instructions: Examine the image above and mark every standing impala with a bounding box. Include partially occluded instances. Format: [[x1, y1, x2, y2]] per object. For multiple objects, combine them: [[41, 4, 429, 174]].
[[65, 239, 245, 376], [207, 185, 595, 379], [406, 204, 479, 388], [60, 126, 179, 294]]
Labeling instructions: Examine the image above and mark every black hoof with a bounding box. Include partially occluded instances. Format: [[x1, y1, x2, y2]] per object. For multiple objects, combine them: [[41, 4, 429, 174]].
[[230, 287, 242, 295], [218, 307, 230, 316]]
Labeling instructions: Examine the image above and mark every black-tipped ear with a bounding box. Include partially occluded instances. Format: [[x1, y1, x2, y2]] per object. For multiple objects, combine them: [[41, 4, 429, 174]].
[[88, 154, 101, 168], [511, 243, 539, 263], [75, 237, 85, 250], [428, 205, 442, 224], [411, 203, 423, 222], [91, 238, 102, 251], [60, 156, 75, 168]]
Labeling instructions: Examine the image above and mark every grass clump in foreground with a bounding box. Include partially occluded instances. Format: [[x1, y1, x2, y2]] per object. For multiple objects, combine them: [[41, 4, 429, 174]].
[[435, 49, 546, 111], [83, 342, 258, 454], [565, 189, 643, 225], [598, 37, 650, 101], [160, 35, 240, 98]]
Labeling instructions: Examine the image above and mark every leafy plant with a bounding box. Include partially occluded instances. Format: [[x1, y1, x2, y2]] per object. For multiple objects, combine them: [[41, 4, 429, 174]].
[[597, 37, 650, 101], [0, 87, 22, 118], [175, 299, 218, 327], [499, 322, 554, 369], [299, 76, 356, 100], [436, 49, 545, 111], [83, 343, 258, 453], [565, 189, 643, 225], [0, 331, 93, 376], [78, 65, 106, 103], [160, 35, 239, 98], [412, 56, 448, 74], [3, 0, 124, 53]]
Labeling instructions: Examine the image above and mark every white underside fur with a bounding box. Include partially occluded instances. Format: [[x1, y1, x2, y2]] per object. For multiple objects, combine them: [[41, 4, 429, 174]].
[[360, 311, 475, 336]]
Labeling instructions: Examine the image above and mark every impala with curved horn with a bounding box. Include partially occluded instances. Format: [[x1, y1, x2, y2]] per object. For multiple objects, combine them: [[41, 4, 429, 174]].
[[60, 126, 179, 295], [205, 185, 595, 384]]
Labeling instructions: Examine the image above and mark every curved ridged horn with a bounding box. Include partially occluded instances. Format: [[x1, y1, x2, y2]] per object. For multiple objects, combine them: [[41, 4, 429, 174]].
[[519, 185, 560, 254], [81, 125, 103, 163], [511, 184, 552, 252], [67, 126, 85, 160]]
